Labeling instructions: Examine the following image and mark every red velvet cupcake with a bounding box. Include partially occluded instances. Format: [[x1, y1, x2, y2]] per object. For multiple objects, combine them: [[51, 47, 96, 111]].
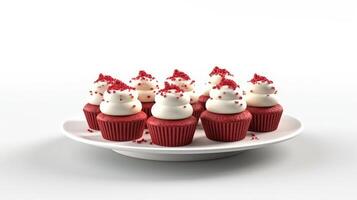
[[166, 69, 204, 120], [83, 73, 114, 130], [97, 80, 147, 141], [245, 73, 283, 132], [200, 78, 252, 142], [199, 66, 234, 109], [147, 82, 197, 146], [129, 70, 159, 120]]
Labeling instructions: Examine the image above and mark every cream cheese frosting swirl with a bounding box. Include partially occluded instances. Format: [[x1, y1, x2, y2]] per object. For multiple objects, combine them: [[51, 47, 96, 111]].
[[166, 69, 198, 104], [129, 70, 159, 103], [151, 82, 193, 120], [100, 80, 142, 116], [87, 73, 114, 105], [203, 66, 234, 96], [245, 73, 278, 107], [206, 78, 247, 114]]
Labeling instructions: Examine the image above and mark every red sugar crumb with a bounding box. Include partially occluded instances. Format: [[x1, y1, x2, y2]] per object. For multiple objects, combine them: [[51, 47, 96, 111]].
[[215, 78, 239, 90], [250, 133, 259, 140], [249, 73, 273, 84], [167, 69, 191, 81], [95, 73, 115, 83], [158, 82, 184, 94], [87, 129, 93, 133], [209, 66, 233, 77], [132, 70, 155, 80], [108, 80, 135, 91]]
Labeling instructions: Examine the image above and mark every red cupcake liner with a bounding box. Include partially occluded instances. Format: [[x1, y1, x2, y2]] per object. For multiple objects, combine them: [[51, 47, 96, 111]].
[[141, 102, 154, 128], [141, 102, 154, 118], [83, 103, 101, 130], [97, 112, 147, 141], [147, 116, 197, 147], [247, 104, 283, 132], [192, 102, 204, 120], [200, 110, 252, 142], [198, 95, 209, 110]]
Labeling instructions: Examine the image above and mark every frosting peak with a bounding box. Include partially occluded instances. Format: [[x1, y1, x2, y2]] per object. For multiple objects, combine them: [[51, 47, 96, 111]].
[[166, 70, 198, 103], [95, 73, 115, 83], [203, 66, 234, 96], [249, 73, 273, 84], [209, 66, 233, 77], [206, 79, 247, 114], [87, 73, 114, 105], [100, 80, 142, 116], [214, 78, 239, 90], [167, 69, 191, 81], [151, 82, 193, 120], [130, 70, 158, 103], [246, 73, 278, 107]]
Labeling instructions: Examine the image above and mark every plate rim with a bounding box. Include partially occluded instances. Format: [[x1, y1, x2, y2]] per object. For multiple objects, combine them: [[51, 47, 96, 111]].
[[61, 114, 303, 154]]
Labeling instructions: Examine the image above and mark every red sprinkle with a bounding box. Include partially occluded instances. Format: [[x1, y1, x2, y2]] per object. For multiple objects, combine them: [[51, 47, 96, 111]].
[[215, 78, 239, 90], [87, 129, 93, 133], [94, 73, 115, 83], [158, 82, 184, 94], [209, 66, 233, 77], [132, 70, 155, 80], [108, 80, 135, 91], [167, 69, 191, 81], [249, 73, 273, 84]]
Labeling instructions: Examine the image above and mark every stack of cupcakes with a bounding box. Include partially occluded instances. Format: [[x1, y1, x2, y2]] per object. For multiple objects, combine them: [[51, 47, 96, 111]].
[[82, 69, 284, 147]]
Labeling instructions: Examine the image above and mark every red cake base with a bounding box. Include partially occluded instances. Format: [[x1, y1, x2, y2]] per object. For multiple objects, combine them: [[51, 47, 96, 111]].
[[247, 104, 283, 132], [200, 110, 252, 142], [147, 116, 197, 147], [198, 95, 209, 110], [192, 102, 204, 120], [142, 102, 154, 118], [83, 103, 101, 130], [97, 112, 147, 141], [142, 102, 154, 128]]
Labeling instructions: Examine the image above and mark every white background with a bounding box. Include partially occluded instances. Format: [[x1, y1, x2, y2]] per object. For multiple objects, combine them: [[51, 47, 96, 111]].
[[1, 0, 356, 199]]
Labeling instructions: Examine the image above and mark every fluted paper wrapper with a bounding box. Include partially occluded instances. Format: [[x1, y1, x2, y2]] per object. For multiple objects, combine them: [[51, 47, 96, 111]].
[[247, 104, 283, 132], [97, 112, 147, 141], [147, 116, 197, 147], [201, 110, 252, 142], [83, 103, 101, 130]]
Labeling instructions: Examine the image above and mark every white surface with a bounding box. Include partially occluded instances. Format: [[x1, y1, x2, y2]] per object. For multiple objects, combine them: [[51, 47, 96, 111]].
[[0, 0, 357, 199], [62, 115, 302, 161]]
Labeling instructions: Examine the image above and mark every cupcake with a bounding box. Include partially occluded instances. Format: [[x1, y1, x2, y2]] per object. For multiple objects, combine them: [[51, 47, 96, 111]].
[[199, 66, 234, 109], [147, 82, 197, 146], [245, 73, 283, 132], [166, 69, 204, 120], [129, 70, 159, 119], [97, 80, 147, 141], [200, 78, 252, 142], [83, 73, 114, 130]]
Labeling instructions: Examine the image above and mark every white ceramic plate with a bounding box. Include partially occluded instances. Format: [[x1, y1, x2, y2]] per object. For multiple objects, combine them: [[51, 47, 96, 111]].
[[62, 114, 303, 161]]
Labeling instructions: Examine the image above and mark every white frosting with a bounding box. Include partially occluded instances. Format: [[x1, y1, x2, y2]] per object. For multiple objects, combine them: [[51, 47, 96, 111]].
[[87, 81, 109, 105], [151, 90, 193, 120], [203, 74, 234, 96], [206, 85, 247, 114], [100, 89, 142, 116], [167, 78, 198, 103], [130, 79, 158, 103], [245, 82, 278, 107]]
